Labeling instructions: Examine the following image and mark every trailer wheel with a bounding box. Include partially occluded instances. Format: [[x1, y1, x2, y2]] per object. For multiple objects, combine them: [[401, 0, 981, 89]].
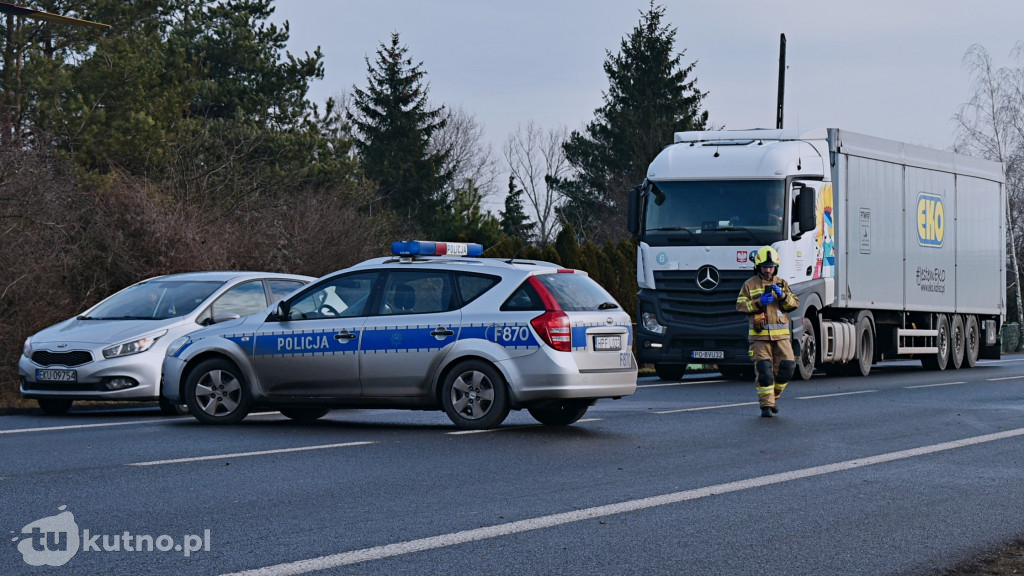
[[853, 314, 874, 377], [950, 315, 966, 370], [922, 314, 950, 371], [964, 315, 980, 368], [794, 317, 817, 380]]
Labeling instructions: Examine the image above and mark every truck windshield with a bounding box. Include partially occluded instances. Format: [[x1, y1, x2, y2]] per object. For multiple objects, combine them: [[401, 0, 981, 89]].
[[642, 180, 786, 246]]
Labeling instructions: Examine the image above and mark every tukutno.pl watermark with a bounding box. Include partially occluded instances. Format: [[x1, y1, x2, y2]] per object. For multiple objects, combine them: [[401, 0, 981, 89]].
[[11, 506, 211, 567]]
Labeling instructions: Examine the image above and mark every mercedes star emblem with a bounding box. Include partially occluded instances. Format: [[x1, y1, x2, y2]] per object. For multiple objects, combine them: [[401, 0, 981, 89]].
[[696, 265, 720, 291]]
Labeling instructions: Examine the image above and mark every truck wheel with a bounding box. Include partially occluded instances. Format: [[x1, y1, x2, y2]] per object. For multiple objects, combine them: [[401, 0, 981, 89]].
[[964, 315, 980, 368], [654, 364, 686, 381], [853, 315, 874, 377], [794, 317, 817, 380], [950, 315, 966, 370], [922, 314, 950, 371]]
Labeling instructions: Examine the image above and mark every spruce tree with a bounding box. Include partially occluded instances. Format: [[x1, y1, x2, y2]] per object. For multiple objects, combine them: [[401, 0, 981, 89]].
[[499, 175, 535, 242], [350, 32, 453, 232], [553, 2, 708, 243]]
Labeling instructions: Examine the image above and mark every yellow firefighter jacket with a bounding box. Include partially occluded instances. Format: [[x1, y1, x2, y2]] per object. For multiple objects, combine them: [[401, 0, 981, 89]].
[[736, 275, 799, 341]]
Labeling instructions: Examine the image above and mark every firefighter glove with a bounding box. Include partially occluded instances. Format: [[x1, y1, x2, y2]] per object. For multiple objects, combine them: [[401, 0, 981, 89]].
[[771, 284, 784, 298], [759, 291, 775, 306]]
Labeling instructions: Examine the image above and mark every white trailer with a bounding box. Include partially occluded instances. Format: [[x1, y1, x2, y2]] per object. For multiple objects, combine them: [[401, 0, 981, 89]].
[[628, 128, 1005, 380]]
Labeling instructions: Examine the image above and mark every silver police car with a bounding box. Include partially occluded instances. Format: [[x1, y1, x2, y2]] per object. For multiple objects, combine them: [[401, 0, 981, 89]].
[[20, 271, 312, 415], [162, 241, 637, 429]]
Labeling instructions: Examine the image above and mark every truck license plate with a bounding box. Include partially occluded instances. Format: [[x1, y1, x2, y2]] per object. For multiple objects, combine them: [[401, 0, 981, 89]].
[[594, 336, 621, 351], [691, 350, 725, 360], [36, 369, 77, 382]]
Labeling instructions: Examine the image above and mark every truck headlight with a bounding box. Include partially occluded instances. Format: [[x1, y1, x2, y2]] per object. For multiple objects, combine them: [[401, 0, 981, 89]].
[[102, 330, 167, 359], [641, 311, 666, 335]]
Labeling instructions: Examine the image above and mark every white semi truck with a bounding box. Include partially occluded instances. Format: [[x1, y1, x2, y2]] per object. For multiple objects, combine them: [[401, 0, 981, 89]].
[[627, 128, 1005, 380]]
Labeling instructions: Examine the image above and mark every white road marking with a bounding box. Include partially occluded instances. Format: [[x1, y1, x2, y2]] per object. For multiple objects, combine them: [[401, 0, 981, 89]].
[[654, 402, 757, 414], [905, 382, 966, 389], [128, 441, 375, 466], [220, 426, 1024, 576], [796, 390, 877, 400], [987, 375, 1024, 381], [637, 379, 723, 388], [0, 419, 158, 435]]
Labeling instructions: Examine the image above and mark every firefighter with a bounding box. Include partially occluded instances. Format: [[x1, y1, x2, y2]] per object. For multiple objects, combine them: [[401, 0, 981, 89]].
[[736, 246, 799, 417]]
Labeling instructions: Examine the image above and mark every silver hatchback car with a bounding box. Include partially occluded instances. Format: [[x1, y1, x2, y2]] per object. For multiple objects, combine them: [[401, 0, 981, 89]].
[[20, 271, 312, 415], [162, 241, 637, 429]]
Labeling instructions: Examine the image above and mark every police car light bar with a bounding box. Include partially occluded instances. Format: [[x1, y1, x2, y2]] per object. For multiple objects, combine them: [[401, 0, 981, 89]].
[[391, 240, 484, 257]]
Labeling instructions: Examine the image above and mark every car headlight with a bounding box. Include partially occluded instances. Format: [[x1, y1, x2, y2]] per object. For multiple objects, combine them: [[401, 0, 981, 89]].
[[641, 311, 666, 335], [165, 336, 191, 358], [102, 330, 167, 359], [23, 337, 32, 358]]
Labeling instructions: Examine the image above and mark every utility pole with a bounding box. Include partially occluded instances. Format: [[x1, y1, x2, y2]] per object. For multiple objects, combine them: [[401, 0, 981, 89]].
[[776, 33, 786, 129]]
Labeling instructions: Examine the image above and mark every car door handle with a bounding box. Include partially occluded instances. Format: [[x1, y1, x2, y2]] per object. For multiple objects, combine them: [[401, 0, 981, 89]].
[[430, 327, 455, 339], [334, 331, 357, 341]]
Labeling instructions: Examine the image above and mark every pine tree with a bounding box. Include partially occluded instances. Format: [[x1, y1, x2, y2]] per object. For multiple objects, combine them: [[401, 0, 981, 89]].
[[499, 175, 535, 242], [553, 2, 708, 243], [350, 32, 453, 232]]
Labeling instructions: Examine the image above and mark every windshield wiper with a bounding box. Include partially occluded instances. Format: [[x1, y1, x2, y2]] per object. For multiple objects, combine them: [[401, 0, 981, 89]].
[[646, 226, 702, 243], [714, 226, 768, 245], [598, 302, 619, 310]]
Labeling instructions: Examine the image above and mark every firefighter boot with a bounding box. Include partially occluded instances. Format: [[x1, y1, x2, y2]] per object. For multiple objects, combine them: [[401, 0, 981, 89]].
[[756, 360, 775, 417]]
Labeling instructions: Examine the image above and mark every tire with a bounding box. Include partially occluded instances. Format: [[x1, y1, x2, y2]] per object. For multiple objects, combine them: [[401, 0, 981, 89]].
[[37, 398, 72, 415], [159, 396, 189, 416], [852, 314, 874, 377], [718, 365, 754, 381], [654, 363, 686, 381], [950, 315, 966, 370], [279, 407, 330, 421], [184, 358, 252, 424], [527, 400, 590, 426], [922, 314, 950, 371], [964, 315, 980, 368], [441, 360, 510, 430], [794, 316, 817, 380]]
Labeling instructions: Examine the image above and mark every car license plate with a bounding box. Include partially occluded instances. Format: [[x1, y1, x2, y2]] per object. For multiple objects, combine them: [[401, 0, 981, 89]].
[[36, 369, 77, 382], [691, 350, 725, 360], [593, 336, 621, 351]]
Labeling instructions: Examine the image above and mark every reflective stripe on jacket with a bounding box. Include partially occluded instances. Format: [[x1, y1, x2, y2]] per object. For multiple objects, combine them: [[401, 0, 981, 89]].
[[736, 275, 799, 341]]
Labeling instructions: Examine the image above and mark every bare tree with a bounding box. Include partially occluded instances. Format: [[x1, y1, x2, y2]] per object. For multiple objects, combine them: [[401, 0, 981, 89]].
[[434, 104, 501, 201], [954, 43, 1024, 348], [503, 121, 571, 245]]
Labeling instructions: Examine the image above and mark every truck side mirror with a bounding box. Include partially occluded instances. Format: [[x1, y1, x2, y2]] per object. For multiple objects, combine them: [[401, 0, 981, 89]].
[[627, 184, 642, 235], [794, 185, 817, 239]]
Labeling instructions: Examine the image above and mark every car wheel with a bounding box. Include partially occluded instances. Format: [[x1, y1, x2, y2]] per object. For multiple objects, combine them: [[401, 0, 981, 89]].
[[158, 397, 189, 416], [184, 358, 252, 424], [37, 398, 72, 415], [279, 407, 330, 421], [441, 360, 510, 430], [528, 400, 590, 426], [654, 363, 685, 381]]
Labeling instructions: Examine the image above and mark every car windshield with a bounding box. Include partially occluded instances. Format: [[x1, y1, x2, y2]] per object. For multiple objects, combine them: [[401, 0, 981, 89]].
[[84, 279, 224, 320], [642, 180, 786, 246]]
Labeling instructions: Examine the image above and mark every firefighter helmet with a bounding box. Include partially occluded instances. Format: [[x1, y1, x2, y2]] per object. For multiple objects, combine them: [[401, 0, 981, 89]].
[[752, 246, 779, 279]]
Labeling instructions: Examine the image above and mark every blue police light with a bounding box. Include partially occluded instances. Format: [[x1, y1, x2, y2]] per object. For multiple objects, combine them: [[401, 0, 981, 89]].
[[391, 240, 484, 257]]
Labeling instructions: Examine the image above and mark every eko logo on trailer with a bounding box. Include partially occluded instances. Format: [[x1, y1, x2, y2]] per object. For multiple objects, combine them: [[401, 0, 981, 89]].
[[917, 192, 945, 248]]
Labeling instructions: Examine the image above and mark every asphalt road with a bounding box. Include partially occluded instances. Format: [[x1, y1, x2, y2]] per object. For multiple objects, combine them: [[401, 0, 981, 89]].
[[3, 357, 1024, 575]]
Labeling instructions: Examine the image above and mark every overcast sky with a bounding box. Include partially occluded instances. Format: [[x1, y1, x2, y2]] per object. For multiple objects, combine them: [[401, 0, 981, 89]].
[[271, 0, 1023, 202]]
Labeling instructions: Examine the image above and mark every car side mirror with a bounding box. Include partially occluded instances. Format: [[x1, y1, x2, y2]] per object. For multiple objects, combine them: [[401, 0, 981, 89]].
[[274, 301, 291, 321], [211, 313, 241, 325]]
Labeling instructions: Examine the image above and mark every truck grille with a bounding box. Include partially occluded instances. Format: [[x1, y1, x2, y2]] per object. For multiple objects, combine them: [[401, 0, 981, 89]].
[[654, 269, 749, 325], [31, 350, 93, 367]]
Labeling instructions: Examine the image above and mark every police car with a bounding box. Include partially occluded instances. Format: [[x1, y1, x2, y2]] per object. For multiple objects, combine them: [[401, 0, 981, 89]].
[[162, 241, 637, 429]]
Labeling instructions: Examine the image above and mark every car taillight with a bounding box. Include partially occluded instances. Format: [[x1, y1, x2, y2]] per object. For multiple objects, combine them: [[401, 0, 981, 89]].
[[527, 276, 571, 352], [531, 310, 571, 352]]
